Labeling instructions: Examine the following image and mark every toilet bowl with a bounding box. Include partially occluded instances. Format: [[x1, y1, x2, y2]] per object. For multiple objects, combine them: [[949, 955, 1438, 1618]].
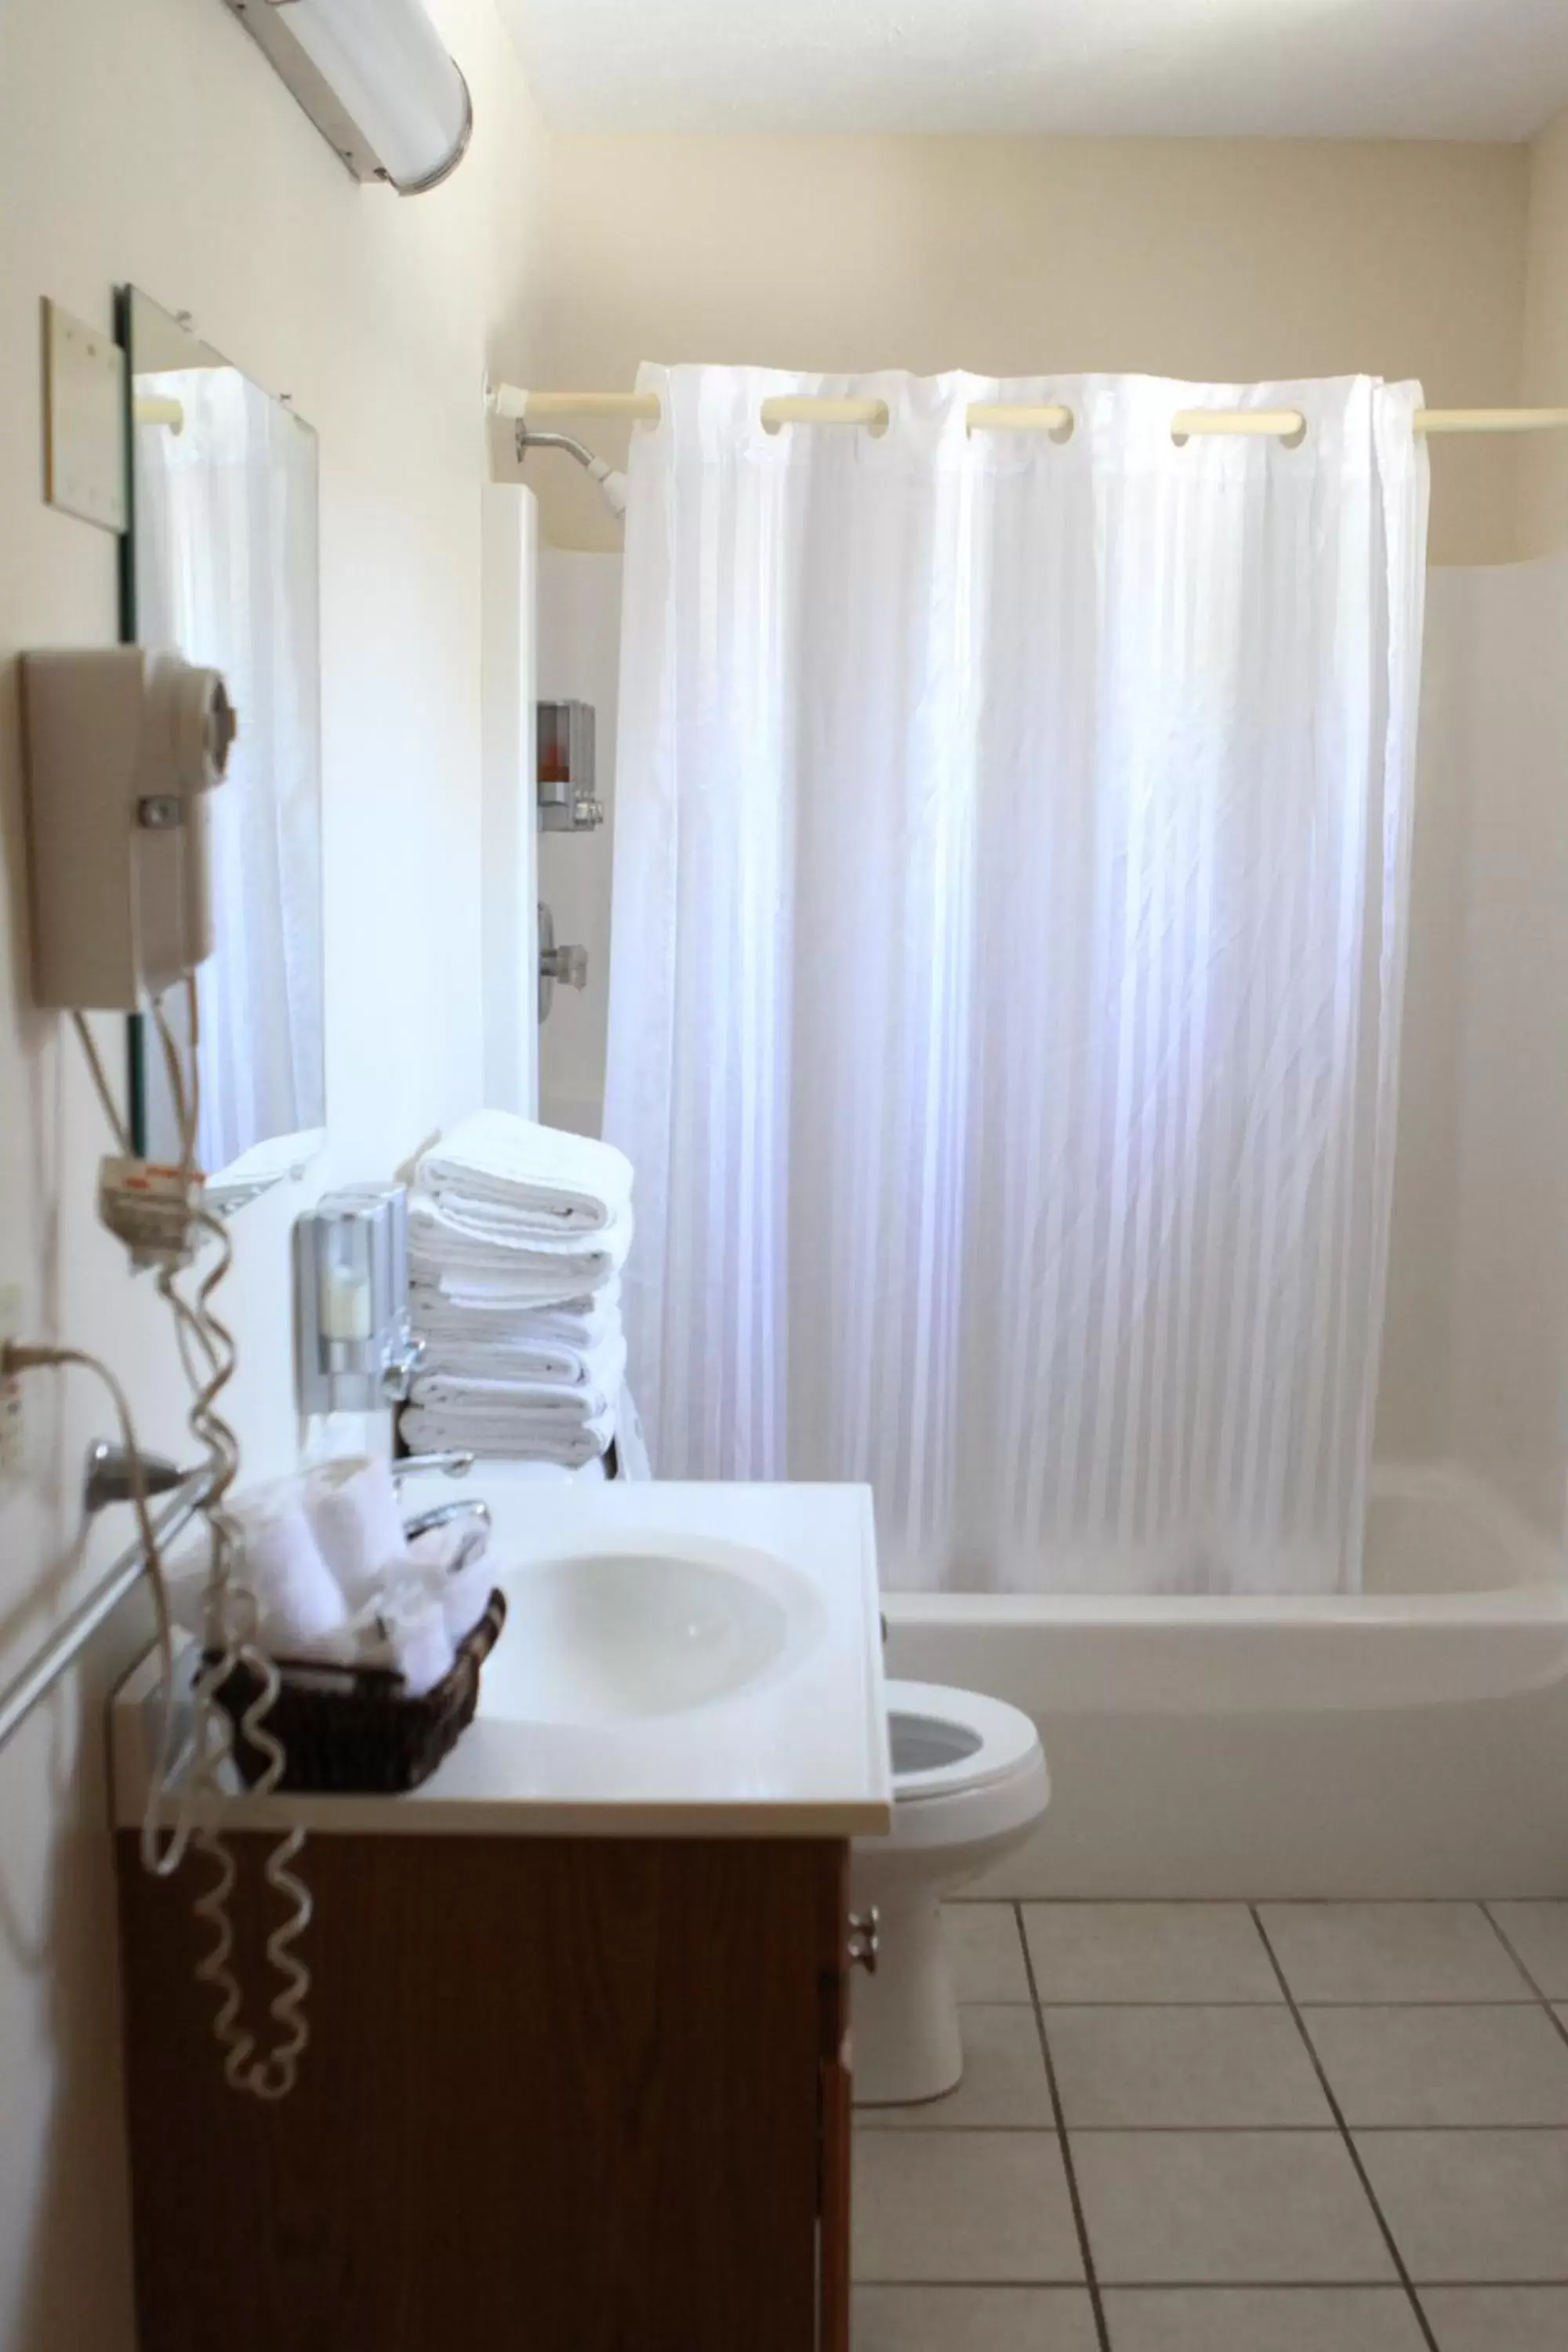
[[851, 1679, 1049, 2106]]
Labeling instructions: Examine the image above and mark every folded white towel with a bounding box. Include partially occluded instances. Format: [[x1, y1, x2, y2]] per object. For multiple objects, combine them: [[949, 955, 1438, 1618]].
[[408, 1189, 633, 1276], [416, 1336, 590, 1386], [411, 1331, 627, 1409], [411, 1279, 620, 1336], [413, 1289, 630, 1364], [303, 1455, 408, 1611], [408, 1364, 622, 1423], [401, 1399, 615, 1468], [410, 1274, 622, 1349], [410, 1262, 604, 1312], [418, 1111, 633, 1235]]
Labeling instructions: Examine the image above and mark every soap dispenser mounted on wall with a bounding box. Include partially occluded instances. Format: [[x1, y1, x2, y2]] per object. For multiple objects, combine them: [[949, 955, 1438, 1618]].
[[292, 1185, 421, 1424], [535, 700, 597, 1024], [536, 699, 603, 833]]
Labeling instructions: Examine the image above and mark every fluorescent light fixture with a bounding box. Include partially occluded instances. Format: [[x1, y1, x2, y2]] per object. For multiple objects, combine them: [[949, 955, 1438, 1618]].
[[223, 0, 473, 194]]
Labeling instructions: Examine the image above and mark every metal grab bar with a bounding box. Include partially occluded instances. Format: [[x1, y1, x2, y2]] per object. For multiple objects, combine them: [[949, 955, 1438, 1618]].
[[0, 1467, 216, 1755]]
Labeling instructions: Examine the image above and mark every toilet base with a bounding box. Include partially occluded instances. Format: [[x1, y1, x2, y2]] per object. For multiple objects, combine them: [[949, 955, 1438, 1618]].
[[850, 1681, 1050, 2107], [851, 1889, 964, 2106]]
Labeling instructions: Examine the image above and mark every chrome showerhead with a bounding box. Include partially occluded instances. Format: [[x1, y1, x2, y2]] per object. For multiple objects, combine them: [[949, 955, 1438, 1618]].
[[514, 424, 628, 518]]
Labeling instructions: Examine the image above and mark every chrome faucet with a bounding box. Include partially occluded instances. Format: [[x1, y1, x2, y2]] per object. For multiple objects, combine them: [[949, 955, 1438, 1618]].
[[401, 1494, 492, 1579], [401, 1494, 491, 1544]]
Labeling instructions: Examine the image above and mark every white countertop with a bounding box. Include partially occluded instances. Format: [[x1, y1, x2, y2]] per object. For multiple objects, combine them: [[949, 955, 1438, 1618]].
[[111, 1479, 892, 1839]]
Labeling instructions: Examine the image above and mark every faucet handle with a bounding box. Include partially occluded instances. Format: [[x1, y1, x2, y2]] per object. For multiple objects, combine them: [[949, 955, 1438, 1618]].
[[539, 940, 588, 989], [393, 1450, 476, 1486], [379, 1332, 426, 1404]]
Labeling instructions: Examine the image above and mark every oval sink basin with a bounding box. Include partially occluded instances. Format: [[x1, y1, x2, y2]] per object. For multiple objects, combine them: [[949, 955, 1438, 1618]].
[[481, 1538, 826, 1726]]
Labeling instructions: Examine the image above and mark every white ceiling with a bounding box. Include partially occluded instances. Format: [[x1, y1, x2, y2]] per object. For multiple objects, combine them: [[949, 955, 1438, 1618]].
[[499, 0, 1568, 140]]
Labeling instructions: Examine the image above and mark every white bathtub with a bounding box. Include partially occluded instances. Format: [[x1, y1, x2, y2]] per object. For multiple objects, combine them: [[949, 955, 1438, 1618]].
[[883, 1468, 1568, 1900]]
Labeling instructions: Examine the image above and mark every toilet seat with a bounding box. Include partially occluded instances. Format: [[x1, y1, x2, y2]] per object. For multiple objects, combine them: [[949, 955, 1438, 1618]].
[[887, 1679, 1043, 1802], [867, 1679, 1050, 1860]]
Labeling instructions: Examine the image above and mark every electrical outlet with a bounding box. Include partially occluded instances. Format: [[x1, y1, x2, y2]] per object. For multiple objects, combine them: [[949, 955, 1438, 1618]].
[[0, 1284, 25, 1483]]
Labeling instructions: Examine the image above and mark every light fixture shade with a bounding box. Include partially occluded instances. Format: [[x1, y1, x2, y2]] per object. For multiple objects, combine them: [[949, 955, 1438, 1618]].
[[225, 0, 473, 194]]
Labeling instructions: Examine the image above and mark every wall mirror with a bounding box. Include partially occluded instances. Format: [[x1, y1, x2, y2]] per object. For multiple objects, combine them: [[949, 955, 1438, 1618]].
[[119, 287, 325, 1206]]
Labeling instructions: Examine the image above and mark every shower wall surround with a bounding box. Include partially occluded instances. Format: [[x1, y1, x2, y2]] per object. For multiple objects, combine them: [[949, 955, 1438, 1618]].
[[1386, 550, 1568, 1535], [537, 549, 624, 1139]]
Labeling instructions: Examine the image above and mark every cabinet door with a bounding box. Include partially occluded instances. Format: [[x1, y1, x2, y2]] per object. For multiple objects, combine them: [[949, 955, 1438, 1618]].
[[118, 1831, 848, 2352], [817, 1851, 853, 2352]]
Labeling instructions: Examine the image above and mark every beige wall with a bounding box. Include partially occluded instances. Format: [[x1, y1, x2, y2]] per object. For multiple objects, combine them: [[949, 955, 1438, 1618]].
[[528, 133, 1530, 563], [1518, 106, 1568, 555], [0, 3, 544, 2347]]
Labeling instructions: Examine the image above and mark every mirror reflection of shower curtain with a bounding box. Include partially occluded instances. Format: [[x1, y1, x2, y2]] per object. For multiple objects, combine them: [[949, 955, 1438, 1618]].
[[604, 368, 1429, 1595], [133, 368, 324, 1174]]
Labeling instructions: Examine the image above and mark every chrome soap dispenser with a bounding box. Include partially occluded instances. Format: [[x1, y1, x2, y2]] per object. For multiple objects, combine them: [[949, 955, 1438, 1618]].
[[292, 1183, 420, 1417]]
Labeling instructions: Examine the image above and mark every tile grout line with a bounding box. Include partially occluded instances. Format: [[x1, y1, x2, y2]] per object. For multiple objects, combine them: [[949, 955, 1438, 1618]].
[[860, 2273, 1568, 2290], [866, 2118, 1568, 2135], [1014, 1900, 1113, 2352], [1480, 1904, 1568, 2054], [1011, 1995, 1544, 2009], [955, 1896, 1556, 1907], [1248, 1906, 1442, 2352]]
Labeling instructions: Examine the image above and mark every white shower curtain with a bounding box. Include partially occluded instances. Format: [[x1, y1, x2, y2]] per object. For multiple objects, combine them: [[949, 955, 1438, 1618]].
[[604, 367, 1429, 1594]]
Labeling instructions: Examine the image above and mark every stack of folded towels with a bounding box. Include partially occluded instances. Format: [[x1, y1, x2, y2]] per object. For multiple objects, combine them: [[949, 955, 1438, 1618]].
[[170, 1456, 494, 1698], [397, 1110, 633, 1471]]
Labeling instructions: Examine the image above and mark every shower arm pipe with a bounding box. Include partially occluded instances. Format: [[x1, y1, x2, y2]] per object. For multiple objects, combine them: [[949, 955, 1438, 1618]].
[[487, 383, 1568, 442], [516, 425, 608, 465]]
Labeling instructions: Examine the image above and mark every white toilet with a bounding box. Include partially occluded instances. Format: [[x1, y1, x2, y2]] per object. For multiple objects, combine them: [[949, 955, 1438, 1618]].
[[851, 1679, 1049, 2105]]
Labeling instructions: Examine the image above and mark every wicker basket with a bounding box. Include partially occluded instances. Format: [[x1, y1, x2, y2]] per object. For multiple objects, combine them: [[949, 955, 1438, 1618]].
[[205, 1592, 506, 1796]]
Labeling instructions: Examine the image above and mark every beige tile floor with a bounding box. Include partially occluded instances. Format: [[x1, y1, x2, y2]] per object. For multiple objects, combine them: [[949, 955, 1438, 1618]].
[[851, 1900, 1568, 2352]]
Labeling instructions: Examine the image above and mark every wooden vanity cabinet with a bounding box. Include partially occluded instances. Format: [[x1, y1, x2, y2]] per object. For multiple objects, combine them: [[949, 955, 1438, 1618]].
[[116, 1831, 855, 2352]]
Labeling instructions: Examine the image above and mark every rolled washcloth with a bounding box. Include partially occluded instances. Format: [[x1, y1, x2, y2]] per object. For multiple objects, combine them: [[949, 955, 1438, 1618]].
[[406, 1523, 498, 1646], [231, 1494, 358, 1661], [401, 1399, 615, 1468], [351, 1582, 455, 1697], [164, 1484, 357, 1664], [327, 1517, 499, 1695], [417, 1110, 633, 1235], [303, 1454, 410, 1610], [408, 1194, 633, 1301]]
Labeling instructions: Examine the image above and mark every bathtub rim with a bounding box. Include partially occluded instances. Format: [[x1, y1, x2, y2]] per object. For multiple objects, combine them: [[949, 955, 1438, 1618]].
[[880, 1461, 1568, 1625], [878, 1465, 1568, 1713]]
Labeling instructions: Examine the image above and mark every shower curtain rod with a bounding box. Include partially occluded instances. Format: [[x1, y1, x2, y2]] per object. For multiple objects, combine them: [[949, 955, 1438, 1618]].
[[487, 383, 1568, 441]]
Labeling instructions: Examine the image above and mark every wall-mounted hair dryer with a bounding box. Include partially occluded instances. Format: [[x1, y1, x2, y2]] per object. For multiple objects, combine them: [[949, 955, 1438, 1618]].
[[19, 645, 236, 1009]]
